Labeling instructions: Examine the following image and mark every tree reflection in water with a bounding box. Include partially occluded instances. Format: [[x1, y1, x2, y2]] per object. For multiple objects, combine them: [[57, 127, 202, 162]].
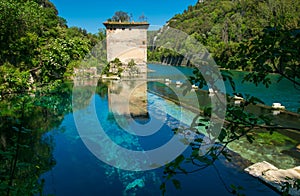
[[0, 82, 73, 195]]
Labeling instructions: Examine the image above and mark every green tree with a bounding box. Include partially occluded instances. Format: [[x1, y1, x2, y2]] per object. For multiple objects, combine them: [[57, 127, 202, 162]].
[[0, 1, 100, 193], [0, 0, 62, 65], [228, 27, 300, 88], [36, 36, 90, 83], [110, 11, 130, 22], [156, 0, 300, 194], [151, 0, 300, 70]]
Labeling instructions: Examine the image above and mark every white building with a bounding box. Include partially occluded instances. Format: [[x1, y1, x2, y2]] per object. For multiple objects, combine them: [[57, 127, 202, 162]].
[[103, 21, 149, 73]]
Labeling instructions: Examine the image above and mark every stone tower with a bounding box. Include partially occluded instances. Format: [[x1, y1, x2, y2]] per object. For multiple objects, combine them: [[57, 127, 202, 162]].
[[103, 21, 149, 73]]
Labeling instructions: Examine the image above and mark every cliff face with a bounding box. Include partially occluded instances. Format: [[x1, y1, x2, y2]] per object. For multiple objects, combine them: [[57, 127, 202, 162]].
[[160, 55, 184, 66]]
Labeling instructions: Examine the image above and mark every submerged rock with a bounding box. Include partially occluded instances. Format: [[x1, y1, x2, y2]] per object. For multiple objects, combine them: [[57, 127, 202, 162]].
[[125, 178, 145, 193], [245, 161, 300, 195]]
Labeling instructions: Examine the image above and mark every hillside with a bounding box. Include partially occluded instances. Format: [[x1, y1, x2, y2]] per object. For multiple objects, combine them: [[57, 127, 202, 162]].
[[149, 0, 300, 75]]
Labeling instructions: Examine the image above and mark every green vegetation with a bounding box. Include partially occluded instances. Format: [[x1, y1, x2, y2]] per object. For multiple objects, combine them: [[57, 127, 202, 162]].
[[149, 0, 300, 81], [102, 58, 123, 77], [0, 0, 299, 195], [155, 0, 300, 194], [106, 11, 148, 23], [256, 131, 297, 146], [0, 0, 104, 95], [0, 0, 105, 195], [102, 58, 139, 77], [281, 177, 300, 195], [127, 59, 140, 76]]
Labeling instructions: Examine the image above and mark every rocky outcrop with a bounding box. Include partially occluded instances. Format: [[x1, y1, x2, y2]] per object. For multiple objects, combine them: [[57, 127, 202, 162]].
[[245, 161, 300, 195]]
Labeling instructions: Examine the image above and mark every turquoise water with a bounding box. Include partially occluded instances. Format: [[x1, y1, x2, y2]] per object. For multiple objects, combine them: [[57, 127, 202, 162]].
[[147, 64, 300, 169], [40, 79, 278, 195], [148, 64, 300, 112], [227, 71, 300, 113], [38, 63, 300, 195], [2, 64, 297, 195]]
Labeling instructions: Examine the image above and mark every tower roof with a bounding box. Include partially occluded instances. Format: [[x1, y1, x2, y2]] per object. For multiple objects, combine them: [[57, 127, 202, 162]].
[[103, 21, 149, 28]]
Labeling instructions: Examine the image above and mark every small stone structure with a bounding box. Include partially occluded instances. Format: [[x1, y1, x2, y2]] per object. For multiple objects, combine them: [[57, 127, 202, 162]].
[[103, 21, 149, 73], [74, 67, 98, 77]]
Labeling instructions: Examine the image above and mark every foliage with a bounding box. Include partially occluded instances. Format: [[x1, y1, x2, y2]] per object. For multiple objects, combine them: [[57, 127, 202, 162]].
[[139, 14, 147, 22], [127, 59, 140, 76], [0, 0, 105, 94], [0, 63, 32, 96], [102, 58, 141, 77], [157, 2, 300, 194], [37, 36, 90, 83], [149, 0, 300, 73], [281, 177, 300, 196], [127, 59, 136, 68], [0, 0, 105, 195], [108, 58, 123, 76], [160, 77, 299, 194], [228, 27, 300, 88], [0, 0, 59, 65]]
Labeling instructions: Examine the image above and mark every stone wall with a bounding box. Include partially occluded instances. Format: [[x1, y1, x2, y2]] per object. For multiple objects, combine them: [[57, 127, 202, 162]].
[[104, 22, 149, 73]]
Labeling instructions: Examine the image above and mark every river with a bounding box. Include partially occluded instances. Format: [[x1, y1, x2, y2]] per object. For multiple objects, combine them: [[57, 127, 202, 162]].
[[40, 77, 279, 195], [147, 64, 300, 113], [2, 64, 299, 195]]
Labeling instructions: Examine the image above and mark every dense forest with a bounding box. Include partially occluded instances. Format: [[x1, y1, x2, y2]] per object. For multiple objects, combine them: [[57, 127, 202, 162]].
[[148, 0, 300, 84], [0, 0, 105, 96], [0, 0, 105, 195]]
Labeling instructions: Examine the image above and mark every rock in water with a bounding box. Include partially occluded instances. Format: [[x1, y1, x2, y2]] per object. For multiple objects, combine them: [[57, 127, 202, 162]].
[[125, 179, 145, 192], [245, 161, 300, 195]]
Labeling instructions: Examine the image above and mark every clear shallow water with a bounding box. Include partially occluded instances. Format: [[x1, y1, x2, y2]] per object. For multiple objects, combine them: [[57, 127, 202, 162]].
[[147, 64, 300, 169], [38, 63, 300, 195], [227, 71, 300, 113], [40, 80, 278, 195], [148, 64, 300, 112]]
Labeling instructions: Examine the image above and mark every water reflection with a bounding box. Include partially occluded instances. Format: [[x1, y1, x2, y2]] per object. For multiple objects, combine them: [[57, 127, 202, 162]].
[[41, 79, 279, 195], [108, 79, 149, 119], [148, 80, 300, 169], [45, 77, 175, 195], [0, 73, 300, 195], [0, 83, 73, 195]]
